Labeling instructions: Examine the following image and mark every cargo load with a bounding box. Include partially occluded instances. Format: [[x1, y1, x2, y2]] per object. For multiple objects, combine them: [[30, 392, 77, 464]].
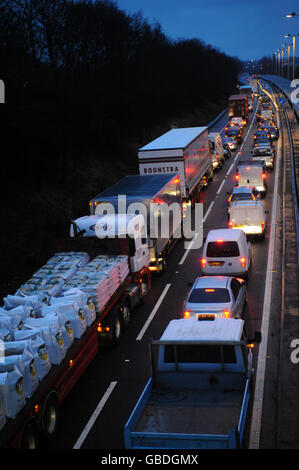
[[0, 359, 25, 418]]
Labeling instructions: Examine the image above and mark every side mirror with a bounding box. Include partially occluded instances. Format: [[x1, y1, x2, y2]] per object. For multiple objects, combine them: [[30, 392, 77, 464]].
[[253, 331, 262, 344], [265, 210, 269, 214], [247, 331, 262, 345]]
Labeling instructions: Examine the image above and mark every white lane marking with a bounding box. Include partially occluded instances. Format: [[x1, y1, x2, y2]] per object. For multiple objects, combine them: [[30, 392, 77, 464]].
[[178, 232, 199, 265], [216, 179, 225, 195], [249, 107, 281, 449], [203, 201, 214, 223], [73, 381, 118, 449], [178, 199, 214, 266], [136, 284, 171, 341]]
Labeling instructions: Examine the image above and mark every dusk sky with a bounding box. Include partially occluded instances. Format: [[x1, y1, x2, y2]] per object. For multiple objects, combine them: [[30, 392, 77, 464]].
[[115, 0, 299, 61]]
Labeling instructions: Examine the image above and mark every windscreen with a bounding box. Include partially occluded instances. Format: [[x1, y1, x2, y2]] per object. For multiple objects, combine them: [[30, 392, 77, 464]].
[[188, 288, 230, 303], [206, 241, 240, 257], [231, 193, 253, 202], [253, 148, 272, 156], [164, 344, 237, 364]]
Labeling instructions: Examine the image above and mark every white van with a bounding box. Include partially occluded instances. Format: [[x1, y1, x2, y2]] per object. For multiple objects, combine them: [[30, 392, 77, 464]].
[[209, 132, 225, 169], [235, 161, 267, 197], [229, 200, 266, 239], [201, 229, 251, 278]]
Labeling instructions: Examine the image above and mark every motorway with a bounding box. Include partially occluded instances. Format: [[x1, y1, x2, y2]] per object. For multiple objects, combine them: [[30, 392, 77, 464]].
[[48, 82, 297, 450]]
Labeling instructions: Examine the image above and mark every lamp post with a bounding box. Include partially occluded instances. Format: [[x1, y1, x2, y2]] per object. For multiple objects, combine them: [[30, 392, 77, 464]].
[[286, 12, 299, 80], [284, 34, 299, 80]]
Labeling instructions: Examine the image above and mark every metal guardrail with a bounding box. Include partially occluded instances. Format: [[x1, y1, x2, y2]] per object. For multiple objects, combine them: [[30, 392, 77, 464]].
[[207, 107, 228, 130], [262, 77, 299, 262]]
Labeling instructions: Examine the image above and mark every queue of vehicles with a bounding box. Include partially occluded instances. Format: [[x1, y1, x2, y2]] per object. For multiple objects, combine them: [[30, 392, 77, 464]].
[[1, 80, 272, 449], [124, 82, 276, 449]]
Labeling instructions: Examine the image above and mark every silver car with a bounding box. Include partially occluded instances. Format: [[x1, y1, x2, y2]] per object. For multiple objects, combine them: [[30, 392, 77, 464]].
[[222, 136, 237, 151], [183, 276, 247, 320]]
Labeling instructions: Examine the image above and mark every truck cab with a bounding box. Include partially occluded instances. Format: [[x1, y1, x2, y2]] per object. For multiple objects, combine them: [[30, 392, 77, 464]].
[[70, 213, 150, 274]]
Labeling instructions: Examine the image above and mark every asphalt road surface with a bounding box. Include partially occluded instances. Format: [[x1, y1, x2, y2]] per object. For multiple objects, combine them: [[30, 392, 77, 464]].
[[48, 91, 282, 450]]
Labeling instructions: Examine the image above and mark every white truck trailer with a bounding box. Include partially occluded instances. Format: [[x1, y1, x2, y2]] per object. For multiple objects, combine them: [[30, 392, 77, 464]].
[[138, 127, 213, 208]]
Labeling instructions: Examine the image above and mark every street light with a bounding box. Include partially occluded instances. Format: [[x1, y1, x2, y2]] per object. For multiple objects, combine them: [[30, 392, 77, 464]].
[[284, 33, 299, 80]]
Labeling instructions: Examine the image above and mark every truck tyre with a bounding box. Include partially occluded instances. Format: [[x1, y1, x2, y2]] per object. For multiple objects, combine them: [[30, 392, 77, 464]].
[[19, 419, 40, 449], [111, 312, 123, 345], [42, 393, 59, 440], [120, 304, 131, 330]]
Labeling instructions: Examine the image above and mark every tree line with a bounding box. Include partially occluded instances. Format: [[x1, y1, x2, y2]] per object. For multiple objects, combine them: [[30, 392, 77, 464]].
[[0, 0, 241, 297]]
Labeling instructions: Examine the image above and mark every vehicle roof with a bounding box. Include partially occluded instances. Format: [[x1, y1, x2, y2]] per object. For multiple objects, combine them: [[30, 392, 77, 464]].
[[230, 200, 263, 208], [229, 94, 247, 100], [71, 213, 144, 237], [238, 160, 264, 167], [139, 127, 207, 151], [205, 228, 245, 242], [90, 174, 179, 201], [193, 276, 231, 289], [159, 318, 244, 342], [232, 186, 255, 194]]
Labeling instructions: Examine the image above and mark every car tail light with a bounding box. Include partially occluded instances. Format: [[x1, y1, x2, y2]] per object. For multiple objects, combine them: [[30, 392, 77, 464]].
[[228, 222, 233, 228], [235, 174, 239, 181], [184, 310, 190, 319], [262, 172, 266, 180], [261, 221, 265, 230], [201, 258, 207, 268], [240, 257, 246, 267], [223, 310, 230, 318]]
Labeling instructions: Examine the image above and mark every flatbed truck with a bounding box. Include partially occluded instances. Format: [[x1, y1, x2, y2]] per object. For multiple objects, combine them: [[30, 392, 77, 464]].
[[124, 317, 261, 449], [0, 214, 151, 448]]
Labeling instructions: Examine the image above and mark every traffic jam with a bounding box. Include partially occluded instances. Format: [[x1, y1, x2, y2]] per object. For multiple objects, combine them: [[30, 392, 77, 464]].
[[0, 77, 281, 450]]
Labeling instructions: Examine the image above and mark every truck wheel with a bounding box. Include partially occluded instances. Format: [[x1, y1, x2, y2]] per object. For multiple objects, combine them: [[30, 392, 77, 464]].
[[42, 393, 59, 440], [111, 312, 123, 345], [120, 304, 131, 330], [19, 419, 40, 449]]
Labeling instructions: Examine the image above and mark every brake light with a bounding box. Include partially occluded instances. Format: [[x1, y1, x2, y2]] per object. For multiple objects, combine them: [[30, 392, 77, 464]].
[[261, 221, 265, 229], [184, 310, 190, 319], [205, 289, 215, 292], [217, 239, 223, 243], [228, 222, 233, 228], [262, 172, 266, 180], [240, 257, 246, 267], [201, 258, 207, 268], [223, 310, 230, 318], [235, 174, 239, 181]]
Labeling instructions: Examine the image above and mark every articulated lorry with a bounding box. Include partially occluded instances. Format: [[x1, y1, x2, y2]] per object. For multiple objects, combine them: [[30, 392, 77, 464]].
[[0, 214, 151, 449], [138, 127, 213, 209], [124, 317, 261, 449], [228, 94, 248, 122], [89, 174, 182, 273]]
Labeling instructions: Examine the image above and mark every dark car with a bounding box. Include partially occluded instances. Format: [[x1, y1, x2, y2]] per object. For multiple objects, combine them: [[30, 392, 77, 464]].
[[268, 125, 279, 140], [226, 126, 242, 144], [254, 136, 272, 147], [254, 130, 272, 143]]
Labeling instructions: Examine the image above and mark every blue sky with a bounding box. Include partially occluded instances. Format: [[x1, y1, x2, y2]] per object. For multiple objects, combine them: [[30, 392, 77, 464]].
[[115, 0, 299, 61]]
